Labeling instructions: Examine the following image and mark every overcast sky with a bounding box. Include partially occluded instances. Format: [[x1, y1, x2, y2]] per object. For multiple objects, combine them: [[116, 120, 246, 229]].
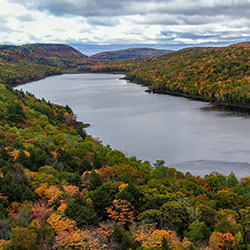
[[1, 0, 250, 52]]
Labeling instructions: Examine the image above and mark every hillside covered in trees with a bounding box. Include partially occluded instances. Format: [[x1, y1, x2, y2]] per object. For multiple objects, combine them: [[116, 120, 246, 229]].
[[90, 48, 170, 60], [0, 44, 170, 87], [0, 42, 250, 249], [0, 44, 87, 86], [126, 43, 250, 109], [0, 83, 250, 249]]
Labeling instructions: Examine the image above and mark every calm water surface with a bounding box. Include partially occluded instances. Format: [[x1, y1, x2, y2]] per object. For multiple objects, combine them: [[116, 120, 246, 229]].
[[16, 74, 250, 178]]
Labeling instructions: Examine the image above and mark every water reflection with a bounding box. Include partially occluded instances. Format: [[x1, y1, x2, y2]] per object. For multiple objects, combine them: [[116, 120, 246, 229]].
[[201, 104, 250, 117]]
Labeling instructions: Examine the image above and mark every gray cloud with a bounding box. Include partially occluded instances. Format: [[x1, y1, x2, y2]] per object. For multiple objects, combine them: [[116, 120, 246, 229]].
[[9, 0, 250, 18], [86, 17, 120, 27], [158, 29, 250, 45], [0, 26, 13, 33], [17, 14, 36, 22], [0, 16, 13, 34], [9, 0, 146, 17], [4, 0, 250, 46], [133, 14, 228, 26], [8, 0, 250, 37]]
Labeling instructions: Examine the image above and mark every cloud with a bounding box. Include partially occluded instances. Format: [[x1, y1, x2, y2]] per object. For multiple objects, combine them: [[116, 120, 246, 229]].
[[8, 0, 250, 18], [17, 14, 36, 22], [1, 0, 250, 47], [86, 17, 120, 27], [8, 0, 140, 16]]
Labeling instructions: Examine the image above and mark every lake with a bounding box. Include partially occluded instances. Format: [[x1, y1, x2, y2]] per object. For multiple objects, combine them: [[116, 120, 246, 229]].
[[16, 73, 250, 178]]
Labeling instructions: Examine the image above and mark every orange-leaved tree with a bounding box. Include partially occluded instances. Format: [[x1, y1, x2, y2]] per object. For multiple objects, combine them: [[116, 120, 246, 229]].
[[107, 199, 135, 227]]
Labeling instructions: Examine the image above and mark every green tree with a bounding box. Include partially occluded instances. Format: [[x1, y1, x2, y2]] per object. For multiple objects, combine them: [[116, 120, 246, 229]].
[[227, 172, 239, 188], [90, 182, 118, 219], [188, 220, 211, 242], [6, 226, 38, 250], [105, 150, 127, 166], [0, 147, 10, 161], [161, 201, 189, 236], [65, 195, 98, 227], [110, 223, 138, 250], [15, 149, 32, 169], [88, 169, 103, 191], [162, 236, 170, 250]]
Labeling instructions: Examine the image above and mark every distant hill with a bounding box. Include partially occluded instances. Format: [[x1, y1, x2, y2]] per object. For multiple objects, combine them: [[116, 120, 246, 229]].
[[81, 42, 250, 109], [0, 43, 87, 86], [0, 43, 87, 66], [90, 48, 170, 60]]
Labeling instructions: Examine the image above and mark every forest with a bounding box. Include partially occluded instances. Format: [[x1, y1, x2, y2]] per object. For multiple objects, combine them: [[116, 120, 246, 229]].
[[126, 43, 250, 108], [0, 43, 250, 249], [0, 84, 249, 249], [0, 44, 87, 86], [90, 48, 170, 60]]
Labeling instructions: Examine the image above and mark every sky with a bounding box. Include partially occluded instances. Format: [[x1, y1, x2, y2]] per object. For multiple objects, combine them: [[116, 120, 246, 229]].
[[1, 0, 250, 55]]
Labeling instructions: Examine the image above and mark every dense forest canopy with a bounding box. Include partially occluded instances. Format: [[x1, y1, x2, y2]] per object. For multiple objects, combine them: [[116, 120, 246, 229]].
[[0, 44, 169, 86], [127, 43, 250, 108], [0, 83, 249, 249], [0, 42, 250, 249], [90, 48, 170, 60], [0, 44, 87, 86]]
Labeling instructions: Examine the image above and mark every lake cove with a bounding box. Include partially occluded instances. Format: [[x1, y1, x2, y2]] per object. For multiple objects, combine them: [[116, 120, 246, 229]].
[[16, 73, 250, 178]]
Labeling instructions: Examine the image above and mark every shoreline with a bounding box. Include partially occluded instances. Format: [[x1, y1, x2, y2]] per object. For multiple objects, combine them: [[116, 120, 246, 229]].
[[123, 76, 250, 115], [12, 72, 63, 88], [14, 72, 250, 178], [12, 69, 250, 115]]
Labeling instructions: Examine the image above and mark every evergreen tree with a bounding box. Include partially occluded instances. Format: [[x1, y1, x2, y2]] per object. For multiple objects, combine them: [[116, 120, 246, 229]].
[[0, 148, 10, 161], [65, 195, 98, 227], [162, 236, 170, 250], [110, 223, 138, 250]]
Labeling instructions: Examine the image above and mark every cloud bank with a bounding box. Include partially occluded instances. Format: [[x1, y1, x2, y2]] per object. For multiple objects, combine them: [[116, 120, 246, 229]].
[[1, 0, 250, 50]]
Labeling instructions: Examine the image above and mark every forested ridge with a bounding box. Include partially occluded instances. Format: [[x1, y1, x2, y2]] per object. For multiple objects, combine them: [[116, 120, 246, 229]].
[[0, 44, 167, 86], [90, 48, 170, 60], [126, 43, 250, 108], [0, 43, 250, 249], [0, 44, 87, 86]]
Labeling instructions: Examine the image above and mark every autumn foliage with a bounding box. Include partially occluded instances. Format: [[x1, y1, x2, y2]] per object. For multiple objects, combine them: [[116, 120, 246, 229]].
[[107, 199, 136, 226], [0, 44, 250, 249]]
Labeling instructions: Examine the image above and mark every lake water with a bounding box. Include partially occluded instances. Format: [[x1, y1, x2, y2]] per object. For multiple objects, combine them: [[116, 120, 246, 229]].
[[16, 73, 250, 178]]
